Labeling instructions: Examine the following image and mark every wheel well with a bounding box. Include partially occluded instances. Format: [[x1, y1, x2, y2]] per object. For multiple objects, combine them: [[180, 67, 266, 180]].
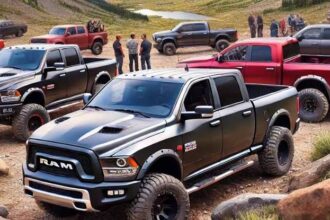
[[146, 156, 181, 180], [273, 115, 291, 130], [23, 92, 45, 106], [93, 38, 103, 45], [96, 74, 110, 85], [296, 79, 330, 100], [162, 39, 176, 48]]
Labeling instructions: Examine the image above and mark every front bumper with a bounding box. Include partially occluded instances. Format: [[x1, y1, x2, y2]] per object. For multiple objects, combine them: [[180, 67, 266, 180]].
[[23, 164, 141, 212], [293, 118, 300, 134]]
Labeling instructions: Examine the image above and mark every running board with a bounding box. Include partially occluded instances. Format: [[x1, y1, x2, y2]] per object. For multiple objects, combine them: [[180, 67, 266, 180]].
[[47, 101, 82, 113], [186, 160, 254, 194]]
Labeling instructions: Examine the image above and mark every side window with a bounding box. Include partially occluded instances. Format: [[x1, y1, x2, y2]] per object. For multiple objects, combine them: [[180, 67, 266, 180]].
[[302, 28, 321, 39], [67, 27, 77, 35], [214, 76, 243, 107], [251, 46, 272, 62], [224, 46, 248, 61], [46, 50, 63, 67], [322, 28, 330, 40], [63, 48, 80, 66], [191, 24, 207, 31], [77, 26, 85, 34], [180, 24, 193, 32], [184, 80, 214, 111]]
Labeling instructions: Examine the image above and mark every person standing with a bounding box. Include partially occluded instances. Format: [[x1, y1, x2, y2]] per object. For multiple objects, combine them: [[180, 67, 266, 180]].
[[113, 34, 125, 75], [248, 13, 256, 38], [140, 33, 152, 70], [126, 33, 139, 72], [270, 19, 279, 37], [257, 14, 264, 37], [279, 18, 287, 36]]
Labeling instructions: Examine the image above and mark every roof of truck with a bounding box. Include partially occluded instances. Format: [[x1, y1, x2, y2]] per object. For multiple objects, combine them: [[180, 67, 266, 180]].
[[118, 68, 241, 83], [239, 37, 298, 45]]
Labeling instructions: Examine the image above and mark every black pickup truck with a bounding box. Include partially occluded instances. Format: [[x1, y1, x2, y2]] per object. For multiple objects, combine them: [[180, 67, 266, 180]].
[[23, 68, 300, 219], [153, 21, 238, 55], [0, 44, 116, 141]]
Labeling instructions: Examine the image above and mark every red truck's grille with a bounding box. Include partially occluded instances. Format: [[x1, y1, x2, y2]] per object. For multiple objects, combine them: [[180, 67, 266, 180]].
[[30, 39, 47, 44]]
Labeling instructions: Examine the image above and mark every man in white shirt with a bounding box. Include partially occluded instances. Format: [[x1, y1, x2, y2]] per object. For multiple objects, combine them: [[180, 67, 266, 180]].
[[126, 33, 139, 72]]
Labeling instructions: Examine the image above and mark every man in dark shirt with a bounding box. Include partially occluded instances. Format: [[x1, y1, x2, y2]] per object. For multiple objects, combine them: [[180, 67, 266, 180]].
[[113, 34, 125, 74], [257, 14, 263, 37], [140, 33, 152, 70], [248, 13, 256, 38]]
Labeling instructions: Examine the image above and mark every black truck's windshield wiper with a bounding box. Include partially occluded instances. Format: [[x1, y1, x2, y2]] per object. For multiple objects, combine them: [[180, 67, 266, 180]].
[[112, 109, 150, 118], [86, 105, 106, 111]]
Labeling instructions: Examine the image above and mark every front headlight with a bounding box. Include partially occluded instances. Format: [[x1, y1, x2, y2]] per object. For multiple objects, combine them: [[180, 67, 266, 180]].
[[100, 156, 139, 181], [0, 90, 21, 103]]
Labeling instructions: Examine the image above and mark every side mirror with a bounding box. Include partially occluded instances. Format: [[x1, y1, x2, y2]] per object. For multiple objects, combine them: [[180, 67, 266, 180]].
[[217, 54, 225, 62], [181, 105, 214, 120], [83, 93, 92, 105], [297, 35, 304, 41], [54, 62, 65, 70]]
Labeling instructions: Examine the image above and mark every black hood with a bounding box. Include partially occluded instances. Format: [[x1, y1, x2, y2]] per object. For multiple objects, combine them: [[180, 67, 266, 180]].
[[30, 109, 166, 155], [0, 68, 33, 90]]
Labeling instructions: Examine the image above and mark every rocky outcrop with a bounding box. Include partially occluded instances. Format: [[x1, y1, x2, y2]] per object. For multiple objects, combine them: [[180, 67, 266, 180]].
[[211, 193, 287, 220], [278, 179, 330, 220], [0, 205, 8, 218], [0, 159, 9, 176], [286, 154, 330, 192]]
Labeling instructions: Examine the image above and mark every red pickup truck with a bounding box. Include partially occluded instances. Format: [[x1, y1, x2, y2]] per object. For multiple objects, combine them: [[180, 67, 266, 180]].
[[30, 25, 108, 55], [179, 38, 330, 123]]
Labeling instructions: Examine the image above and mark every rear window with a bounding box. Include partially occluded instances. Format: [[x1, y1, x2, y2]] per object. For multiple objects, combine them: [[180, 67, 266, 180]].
[[283, 42, 300, 60], [214, 76, 243, 107], [251, 46, 272, 62], [63, 48, 80, 66]]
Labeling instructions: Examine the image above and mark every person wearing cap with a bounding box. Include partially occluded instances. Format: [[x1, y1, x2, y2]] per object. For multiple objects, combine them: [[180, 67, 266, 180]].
[[113, 34, 125, 75], [126, 33, 139, 72]]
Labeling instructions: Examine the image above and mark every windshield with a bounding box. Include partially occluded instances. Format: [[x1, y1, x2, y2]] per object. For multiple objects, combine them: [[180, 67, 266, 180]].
[[0, 49, 45, 71], [49, 27, 66, 35], [87, 78, 183, 118]]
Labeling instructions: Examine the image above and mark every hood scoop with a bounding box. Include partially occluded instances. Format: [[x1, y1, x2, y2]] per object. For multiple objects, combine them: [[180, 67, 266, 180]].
[[55, 117, 70, 124], [99, 126, 124, 134], [0, 73, 16, 77]]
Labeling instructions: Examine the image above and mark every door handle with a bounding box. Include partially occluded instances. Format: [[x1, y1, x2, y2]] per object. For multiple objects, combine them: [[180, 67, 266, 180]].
[[59, 73, 66, 77], [80, 69, 86, 73], [236, 66, 243, 69], [242, 110, 252, 117], [210, 120, 221, 127], [266, 67, 275, 71]]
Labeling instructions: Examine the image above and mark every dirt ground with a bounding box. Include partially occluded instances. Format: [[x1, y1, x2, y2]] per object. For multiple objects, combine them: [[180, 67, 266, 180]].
[[0, 39, 330, 220]]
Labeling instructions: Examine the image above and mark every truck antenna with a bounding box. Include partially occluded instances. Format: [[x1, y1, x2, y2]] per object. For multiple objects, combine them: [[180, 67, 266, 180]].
[[185, 64, 189, 72]]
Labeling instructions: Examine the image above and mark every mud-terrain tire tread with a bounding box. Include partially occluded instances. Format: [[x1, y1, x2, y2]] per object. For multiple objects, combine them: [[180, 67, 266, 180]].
[[91, 41, 103, 55], [163, 42, 176, 56], [127, 173, 190, 220], [258, 126, 294, 176], [215, 39, 230, 52]]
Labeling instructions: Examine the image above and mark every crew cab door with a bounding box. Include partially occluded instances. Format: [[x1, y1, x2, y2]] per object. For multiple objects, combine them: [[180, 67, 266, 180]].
[[215, 45, 248, 72], [243, 45, 281, 84], [189, 23, 209, 45], [298, 27, 321, 55], [176, 24, 195, 46], [65, 27, 83, 49], [76, 26, 89, 49], [212, 75, 255, 158], [319, 28, 330, 56], [62, 47, 88, 96], [182, 79, 222, 175], [42, 49, 68, 103]]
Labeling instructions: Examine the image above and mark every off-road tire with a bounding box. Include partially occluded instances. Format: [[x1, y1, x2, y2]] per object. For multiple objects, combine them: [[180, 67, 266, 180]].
[[258, 126, 294, 176], [36, 201, 77, 218], [163, 42, 176, 56], [127, 173, 190, 220], [91, 41, 103, 55], [12, 104, 50, 141], [16, 29, 23, 37], [299, 88, 329, 123], [215, 39, 230, 52]]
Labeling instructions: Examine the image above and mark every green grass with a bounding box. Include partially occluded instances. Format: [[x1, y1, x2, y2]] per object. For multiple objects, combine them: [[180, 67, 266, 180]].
[[311, 132, 330, 161], [237, 206, 279, 220]]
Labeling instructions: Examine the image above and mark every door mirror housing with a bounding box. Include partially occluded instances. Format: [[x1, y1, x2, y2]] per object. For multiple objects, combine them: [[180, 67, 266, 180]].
[[181, 105, 214, 120], [83, 93, 92, 105], [217, 54, 225, 62], [54, 62, 65, 70]]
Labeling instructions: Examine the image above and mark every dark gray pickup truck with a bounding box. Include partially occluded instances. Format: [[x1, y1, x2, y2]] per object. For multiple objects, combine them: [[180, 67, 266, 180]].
[[153, 21, 238, 55], [23, 68, 299, 219]]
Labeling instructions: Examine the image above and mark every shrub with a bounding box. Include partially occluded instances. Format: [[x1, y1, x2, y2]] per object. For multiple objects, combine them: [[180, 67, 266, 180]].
[[282, 0, 329, 9], [311, 132, 330, 161], [238, 205, 279, 220]]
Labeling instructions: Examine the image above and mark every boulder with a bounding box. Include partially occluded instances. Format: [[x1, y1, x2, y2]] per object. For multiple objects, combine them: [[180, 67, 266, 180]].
[[286, 154, 330, 192], [0, 205, 8, 218], [211, 193, 287, 220], [278, 179, 330, 220], [0, 159, 9, 176]]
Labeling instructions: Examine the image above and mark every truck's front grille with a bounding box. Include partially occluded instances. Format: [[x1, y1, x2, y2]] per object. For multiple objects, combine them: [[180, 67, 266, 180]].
[[27, 142, 103, 183], [29, 181, 83, 199]]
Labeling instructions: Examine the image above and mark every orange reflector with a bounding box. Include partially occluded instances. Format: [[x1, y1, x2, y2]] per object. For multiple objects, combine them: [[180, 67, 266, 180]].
[[127, 157, 139, 168]]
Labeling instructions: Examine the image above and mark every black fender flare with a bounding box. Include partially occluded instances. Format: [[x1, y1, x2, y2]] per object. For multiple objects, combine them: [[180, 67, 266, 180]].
[[263, 109, 291, 144], [21, 87, 46, 105], [94, 71, 111, 84], [294, 75, 330, 98], [137, 149, 183, 180], [160, 38, 177, 48]]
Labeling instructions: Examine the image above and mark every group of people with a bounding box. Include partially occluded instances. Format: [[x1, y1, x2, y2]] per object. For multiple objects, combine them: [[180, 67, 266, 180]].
[[248, 13, 306, 38], [113, 33, 152, 75]]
